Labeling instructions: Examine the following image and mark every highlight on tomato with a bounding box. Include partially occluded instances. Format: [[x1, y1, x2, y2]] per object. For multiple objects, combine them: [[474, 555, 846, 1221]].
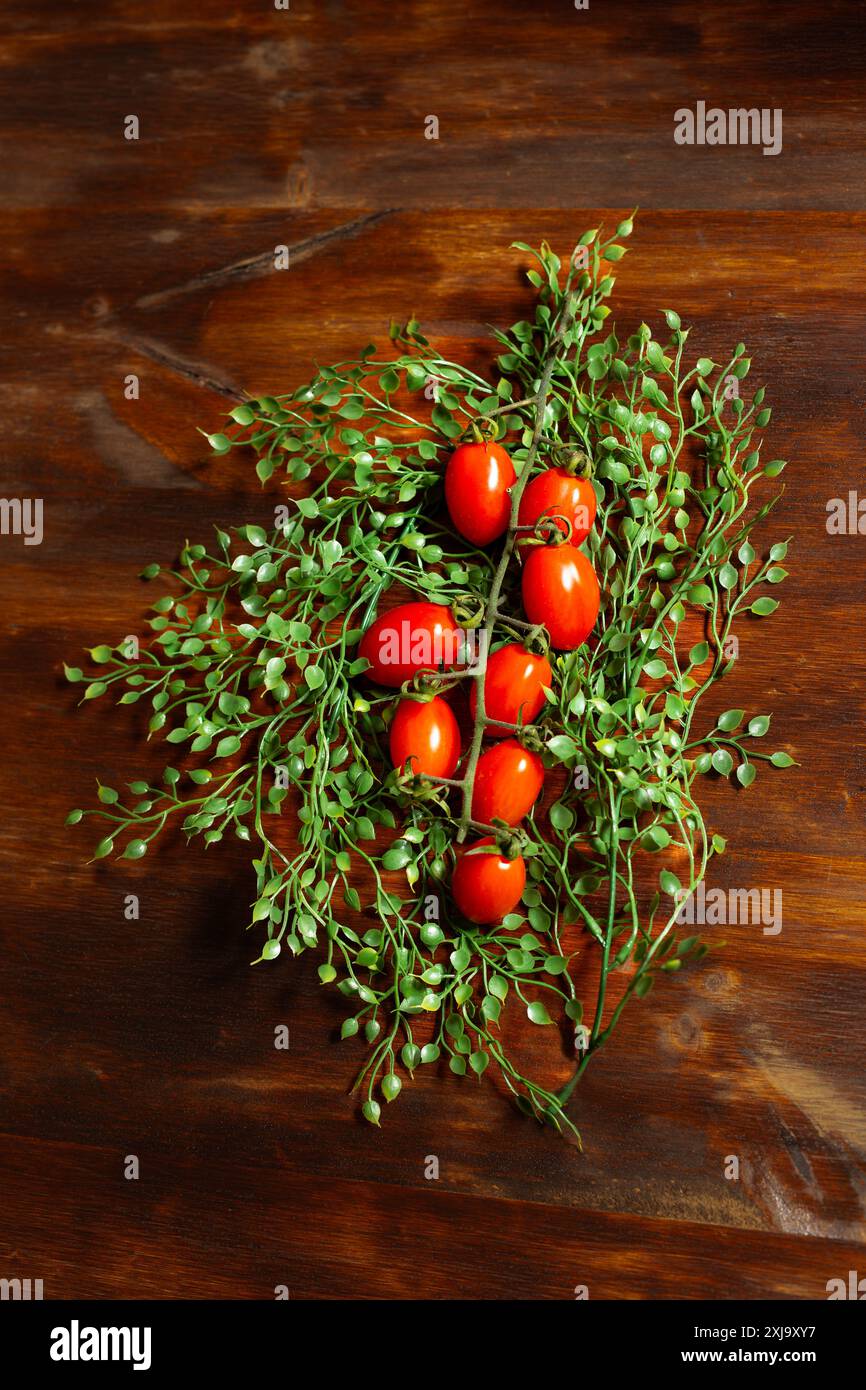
[[451, 837, 526, 925], [389, 695, 460, 780], [469, 642, 552, 737], [471, 738, 544, 826], [445, 439, 516, 546], [518, 467, 597, 547], [521, 542, 600, 651], [358, 600, 463, 688]]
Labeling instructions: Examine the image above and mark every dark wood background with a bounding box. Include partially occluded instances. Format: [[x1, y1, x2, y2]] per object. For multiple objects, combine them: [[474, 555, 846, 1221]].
[[1, 0, 865, 1300]]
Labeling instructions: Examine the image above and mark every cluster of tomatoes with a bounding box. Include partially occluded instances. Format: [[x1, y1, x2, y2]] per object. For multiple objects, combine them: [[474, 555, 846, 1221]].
[[358, 434, 600, 928]]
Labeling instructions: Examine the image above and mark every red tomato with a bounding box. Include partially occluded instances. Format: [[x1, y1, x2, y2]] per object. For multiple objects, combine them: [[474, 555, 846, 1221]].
[[451, 837, 526, 924], [518, 467, 597, 546], [445, 440, 516, 546], [521, 544, 600, 650], [359, 601, 462, 688], [389, 695, 460, 779], [471, 738, 544, 826], [469, 643, 552, 737]]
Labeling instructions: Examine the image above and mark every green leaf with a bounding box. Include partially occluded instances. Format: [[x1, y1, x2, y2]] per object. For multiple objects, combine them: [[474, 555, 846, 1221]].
[[711, 748, 734, 776], [304, 665, 325, 690], [527, 1001, 553, 1026], [382, 1073, 402, 1102], [770, 751, 796, 768], [736, 762, 756, 787], [83, 682, 107, 700], [716, 708, 744, 732], [751, 597, 779, 616], [546, 734, 577, 761], [92, 837, 114, 860], [748, 715, 770, 736], [214, 735, 241, 759], [382, 842, 412, 871], [643, 824, 671, 851], [122, 839, 148, 859], [659, 869, 681, 896], [362, 1100, 381, 1127], [718, 563, 738, 590]]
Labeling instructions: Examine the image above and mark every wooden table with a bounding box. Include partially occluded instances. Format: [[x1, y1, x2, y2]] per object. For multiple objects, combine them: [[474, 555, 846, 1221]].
[[1, 0, 864, 1300]]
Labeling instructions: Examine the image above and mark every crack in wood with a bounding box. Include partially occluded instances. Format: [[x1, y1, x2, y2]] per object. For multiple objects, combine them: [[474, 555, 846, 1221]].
[[109, 329, 246, 401], [135, 209, 397, 310]]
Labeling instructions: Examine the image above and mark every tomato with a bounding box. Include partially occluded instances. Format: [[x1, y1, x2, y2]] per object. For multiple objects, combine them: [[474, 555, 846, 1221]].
[[445, 440, 516, 546], [469, 642, 552, 737], [451, 837, 526, 924], [518, 467, 597, 546], [521, 543, 600, 650], [389, 695, 460, 779], [471, 738, 544, 826], [359, 601, 462, 688]]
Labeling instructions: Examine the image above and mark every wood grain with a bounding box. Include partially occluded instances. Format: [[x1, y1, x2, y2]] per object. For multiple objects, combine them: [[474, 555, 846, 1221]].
[[1, 0, 864, 210], [1, 0, 865, 1301]]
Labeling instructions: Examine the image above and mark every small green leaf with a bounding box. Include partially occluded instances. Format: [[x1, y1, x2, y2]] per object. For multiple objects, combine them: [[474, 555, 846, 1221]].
[[122, 838, 148, 859], [527, 1001, 553, 1026], [716, 709, 744, 732], [712, 748, 734, 776], [751, 597, 779, 616], [748, 715, 770, 736], [736, 762, 756, 787], [382, 1073, 402, 1102], [770, 751, 796, 768]]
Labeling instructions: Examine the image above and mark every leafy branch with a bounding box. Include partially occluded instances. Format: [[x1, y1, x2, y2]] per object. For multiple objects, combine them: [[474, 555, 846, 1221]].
[[65, 219, 794, 1140]]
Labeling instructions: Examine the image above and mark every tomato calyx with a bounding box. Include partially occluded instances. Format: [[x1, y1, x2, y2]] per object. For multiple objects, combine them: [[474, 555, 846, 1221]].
[[462, 414, 500, 445], [550, 444, 593, 478], [465, 824, 526, 862], [449, 591, 486, 628], [516, 513, 575, 546]]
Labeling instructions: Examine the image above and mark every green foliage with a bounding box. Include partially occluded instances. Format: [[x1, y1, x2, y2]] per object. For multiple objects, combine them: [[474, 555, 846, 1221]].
[[66, 219, 793, 1139]]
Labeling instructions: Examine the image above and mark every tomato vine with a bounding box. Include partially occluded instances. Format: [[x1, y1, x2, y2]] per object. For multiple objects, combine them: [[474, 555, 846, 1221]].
[[65, 218, 795, 1141]]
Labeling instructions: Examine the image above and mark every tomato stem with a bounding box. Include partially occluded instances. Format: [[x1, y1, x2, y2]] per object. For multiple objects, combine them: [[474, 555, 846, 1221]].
[[457, 294, 579, 843]]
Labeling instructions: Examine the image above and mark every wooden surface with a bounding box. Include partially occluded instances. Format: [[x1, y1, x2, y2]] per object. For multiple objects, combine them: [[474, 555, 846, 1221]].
[[1, 0, 865, 1301]]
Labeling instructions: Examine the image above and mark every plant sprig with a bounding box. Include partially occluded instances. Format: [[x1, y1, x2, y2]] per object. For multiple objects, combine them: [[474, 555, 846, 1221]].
[[66, 218, 794, 1140]]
